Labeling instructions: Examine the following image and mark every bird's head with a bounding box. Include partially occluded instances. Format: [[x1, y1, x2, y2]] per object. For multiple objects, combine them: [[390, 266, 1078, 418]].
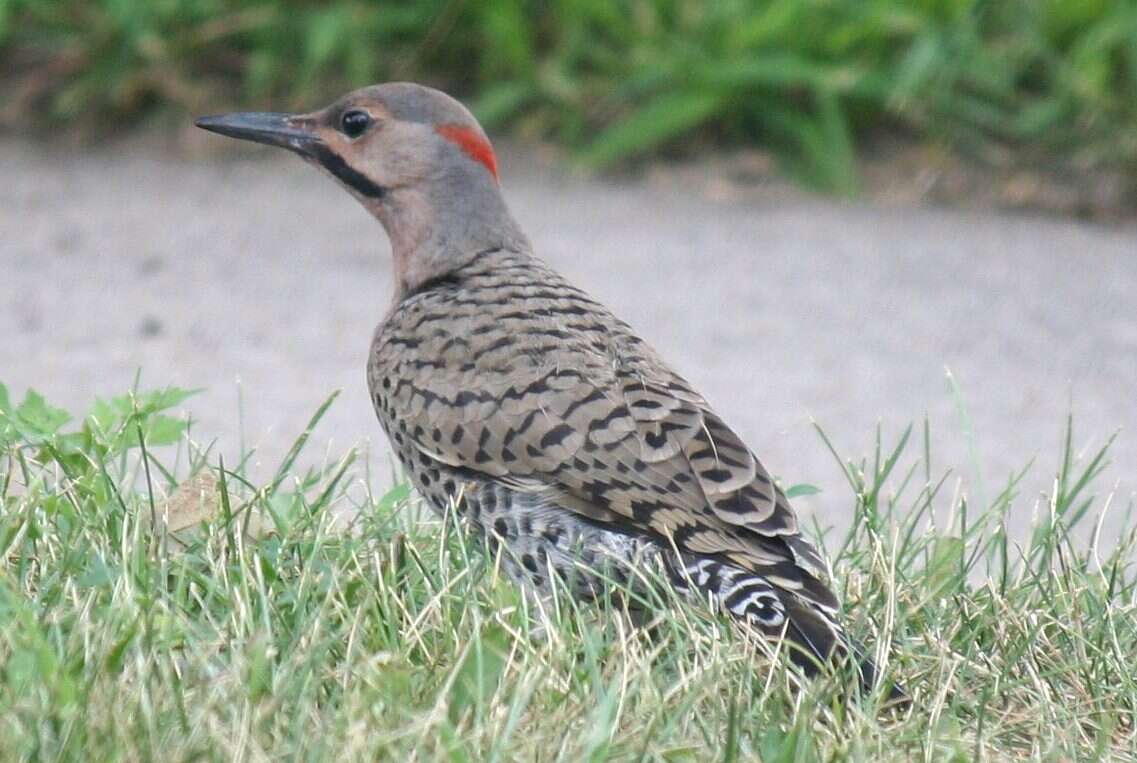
[[195, 83, 525, 297]]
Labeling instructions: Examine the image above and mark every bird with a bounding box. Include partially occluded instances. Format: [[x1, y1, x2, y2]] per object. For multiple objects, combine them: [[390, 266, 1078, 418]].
[[195, 82, 892, 696]]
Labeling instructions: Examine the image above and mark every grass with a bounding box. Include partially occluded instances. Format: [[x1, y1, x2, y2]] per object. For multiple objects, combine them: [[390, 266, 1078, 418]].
[[1, 381, 1135, 761], [2, 0, 1136, 194]]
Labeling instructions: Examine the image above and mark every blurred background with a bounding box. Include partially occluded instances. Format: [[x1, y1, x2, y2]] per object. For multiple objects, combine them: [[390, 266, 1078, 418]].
[[2, 0, 1135, 538], [4, 0, 1137, 207]]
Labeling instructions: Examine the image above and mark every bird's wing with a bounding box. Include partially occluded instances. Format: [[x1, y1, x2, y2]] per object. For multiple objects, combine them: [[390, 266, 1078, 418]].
[[385, 325, 836, 611]]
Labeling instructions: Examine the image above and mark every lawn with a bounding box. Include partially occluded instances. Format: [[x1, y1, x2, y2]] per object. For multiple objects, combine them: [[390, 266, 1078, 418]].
[[1, 383, 1133, 761]]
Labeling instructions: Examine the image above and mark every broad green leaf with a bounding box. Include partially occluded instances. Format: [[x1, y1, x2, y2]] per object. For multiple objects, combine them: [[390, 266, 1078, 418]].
[[578, 90, 723, 168], [0, 382, 12, 444], [377, 482, 412, 514], [478, 1, 534, 75], [305, 7, 345, 69], [15, 389, 71, 437], [785, 483, 822, 499], [246, 637, 272, 701], [140, 414, 188, 446], [696, 55, 835, 90], [447, 623, 509, 725], [135, 386, 199, 414], [471, 81, 534, 129], [103, 621, 137, 674]]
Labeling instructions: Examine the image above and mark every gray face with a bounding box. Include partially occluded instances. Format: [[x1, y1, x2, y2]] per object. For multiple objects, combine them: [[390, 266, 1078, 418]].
[[194, 82, 495, 205], [193, 81, 518, 302]]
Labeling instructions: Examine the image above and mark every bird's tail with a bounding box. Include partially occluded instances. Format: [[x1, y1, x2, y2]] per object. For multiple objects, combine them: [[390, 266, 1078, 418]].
[[778, 592, 906, 704], [664, 554, 905, 702]]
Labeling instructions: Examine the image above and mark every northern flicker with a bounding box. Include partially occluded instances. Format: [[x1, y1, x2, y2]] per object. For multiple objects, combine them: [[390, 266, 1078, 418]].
[[196, 83, 891, 694]]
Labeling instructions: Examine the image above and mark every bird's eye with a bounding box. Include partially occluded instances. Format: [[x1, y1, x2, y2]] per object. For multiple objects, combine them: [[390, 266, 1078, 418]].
[[340, 110, 371, 138]]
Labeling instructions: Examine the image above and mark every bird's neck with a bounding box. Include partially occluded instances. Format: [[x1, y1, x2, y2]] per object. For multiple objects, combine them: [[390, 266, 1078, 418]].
[[373, 181, 528, 302]]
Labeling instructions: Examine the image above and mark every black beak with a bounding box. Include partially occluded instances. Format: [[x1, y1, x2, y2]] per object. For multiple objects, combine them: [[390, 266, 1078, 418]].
[[194, 112, 321, 155], [195, 109, 388, 200]]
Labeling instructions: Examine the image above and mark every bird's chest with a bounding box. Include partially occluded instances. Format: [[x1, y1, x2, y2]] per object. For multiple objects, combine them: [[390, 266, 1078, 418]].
[[363, 290, 649, 588], [365, 291, 544, 494]]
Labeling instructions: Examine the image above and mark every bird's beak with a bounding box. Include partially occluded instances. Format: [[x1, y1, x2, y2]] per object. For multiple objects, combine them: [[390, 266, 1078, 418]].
[[194, 112, 322, 155]]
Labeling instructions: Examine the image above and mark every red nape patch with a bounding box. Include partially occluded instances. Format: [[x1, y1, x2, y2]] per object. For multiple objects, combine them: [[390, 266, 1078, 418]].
[[435, 123, 499, 181]]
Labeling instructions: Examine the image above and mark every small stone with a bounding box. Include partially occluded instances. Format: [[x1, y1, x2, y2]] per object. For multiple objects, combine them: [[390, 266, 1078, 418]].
[[139, 315, 163, 337]]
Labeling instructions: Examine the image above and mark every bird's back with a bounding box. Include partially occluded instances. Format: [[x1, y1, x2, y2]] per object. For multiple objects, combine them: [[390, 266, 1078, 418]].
[[368, 246, 856, 675]]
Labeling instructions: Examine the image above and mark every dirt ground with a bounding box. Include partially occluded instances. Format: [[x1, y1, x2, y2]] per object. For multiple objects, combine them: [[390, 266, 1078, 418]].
[[2, 136, 1135, 543]]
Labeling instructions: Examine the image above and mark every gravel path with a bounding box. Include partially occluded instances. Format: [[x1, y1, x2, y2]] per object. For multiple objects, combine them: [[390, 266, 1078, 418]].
[[3, 138, 1134, 541]]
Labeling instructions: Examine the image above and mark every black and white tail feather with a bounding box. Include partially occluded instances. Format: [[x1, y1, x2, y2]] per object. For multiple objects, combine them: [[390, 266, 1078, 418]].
[[668, 555, 905, 702]]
